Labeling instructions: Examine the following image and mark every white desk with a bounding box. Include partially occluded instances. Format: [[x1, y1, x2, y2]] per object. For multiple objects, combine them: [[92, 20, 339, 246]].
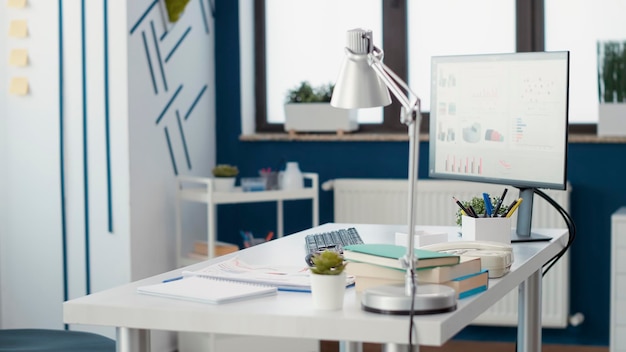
[[63, 223, 568, 352], [175, 173, 319, 264]]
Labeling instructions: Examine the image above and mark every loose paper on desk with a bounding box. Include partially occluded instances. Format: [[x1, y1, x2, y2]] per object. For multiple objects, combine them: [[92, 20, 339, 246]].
[[183, 256, 355, 292]]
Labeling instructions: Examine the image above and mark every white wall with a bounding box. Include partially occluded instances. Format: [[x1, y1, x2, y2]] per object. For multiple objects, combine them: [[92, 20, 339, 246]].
[[0, 2, 215, 347], [1, 0, 64, 328]]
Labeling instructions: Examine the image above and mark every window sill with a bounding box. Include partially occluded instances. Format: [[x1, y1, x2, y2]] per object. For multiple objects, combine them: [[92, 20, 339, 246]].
[[240, 132, 626, 144]]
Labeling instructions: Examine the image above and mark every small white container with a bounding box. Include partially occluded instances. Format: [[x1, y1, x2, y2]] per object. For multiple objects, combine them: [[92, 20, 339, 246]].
[[241, 177, 266, 192], [280, 162, 304, 190], [395, 230, 449, 248], [461, 216, 512, 244]]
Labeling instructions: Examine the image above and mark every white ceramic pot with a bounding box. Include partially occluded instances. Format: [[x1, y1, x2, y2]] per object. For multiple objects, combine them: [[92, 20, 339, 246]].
[[284, 103, 358, 133], [280, 162, 304, 190], [598, 103, 626, 137], [309, 272, 346, 310], [212, 177, 236, 192]]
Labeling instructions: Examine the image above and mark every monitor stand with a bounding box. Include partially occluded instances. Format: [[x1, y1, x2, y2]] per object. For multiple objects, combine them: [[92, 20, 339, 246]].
[[511, 230, 552, 243], [510, 188, 552, 243]]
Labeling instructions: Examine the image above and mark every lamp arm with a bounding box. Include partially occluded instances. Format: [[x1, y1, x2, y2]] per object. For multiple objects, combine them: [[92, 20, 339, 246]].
[[368, 47, 421, 124], [368, 48, 422, 295]]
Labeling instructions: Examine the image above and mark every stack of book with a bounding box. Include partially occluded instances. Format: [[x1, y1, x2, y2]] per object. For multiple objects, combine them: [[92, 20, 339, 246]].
[[343, 243, 489, 299]]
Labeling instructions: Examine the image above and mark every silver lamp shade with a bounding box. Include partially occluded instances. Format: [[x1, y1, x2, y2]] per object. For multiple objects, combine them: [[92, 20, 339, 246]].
[[330, 29, 391, 109]]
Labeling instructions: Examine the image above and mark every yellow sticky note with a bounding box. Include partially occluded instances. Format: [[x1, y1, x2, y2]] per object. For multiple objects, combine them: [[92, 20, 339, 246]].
[[9, 48, 28, 66], [8, 0, 27, 8], [9, 77, 29, 95], [9, 19, 28, 38]]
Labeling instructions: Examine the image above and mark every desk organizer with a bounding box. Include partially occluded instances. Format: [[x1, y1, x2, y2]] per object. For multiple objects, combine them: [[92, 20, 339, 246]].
[[461, 216, 512, 244]]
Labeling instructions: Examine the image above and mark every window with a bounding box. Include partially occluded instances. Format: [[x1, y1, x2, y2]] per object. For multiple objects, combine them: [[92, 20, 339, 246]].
[[545, 0, 626, 124], [255, 0, 604, 134], [256, 0, 408, 133], [407, 0, 516, 111]]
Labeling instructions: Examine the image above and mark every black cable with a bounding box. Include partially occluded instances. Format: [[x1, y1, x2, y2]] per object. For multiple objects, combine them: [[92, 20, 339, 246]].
[[532, 188, 576, 277], [409, 270, 417, 350]]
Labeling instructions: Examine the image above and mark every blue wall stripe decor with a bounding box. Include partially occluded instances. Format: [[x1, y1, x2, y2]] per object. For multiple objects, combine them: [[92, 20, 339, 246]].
[[176, 110, 192, 170], [81, 0, 91, 295], [156, 84, 183, 125], [164, 126, 178, 175], [58, 0, 69, 309], [164, 26, 191, 63], [130, 0, 158, 35], [159, 30, 169, 42], [142, 31, 158, 95], [150, 20, 168, 92], [184, 84, 207, 120], [199, 0, 209, 34], [103, 0, 113, 234]]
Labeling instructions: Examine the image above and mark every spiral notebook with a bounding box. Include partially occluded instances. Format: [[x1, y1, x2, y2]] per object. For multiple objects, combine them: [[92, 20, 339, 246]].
[[137, 276, 277, 304], [182, 256, 355, 292]]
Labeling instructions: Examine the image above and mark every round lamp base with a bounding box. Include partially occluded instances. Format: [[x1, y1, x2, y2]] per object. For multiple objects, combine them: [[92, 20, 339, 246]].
[[361, 283, 457, 315]]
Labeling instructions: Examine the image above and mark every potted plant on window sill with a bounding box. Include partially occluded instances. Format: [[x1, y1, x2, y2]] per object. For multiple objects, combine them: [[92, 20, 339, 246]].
[[212, 164, 239, 192], [309, 250, 348, 310], [284, 81, 358, 137], [597, 40, 626, 137]]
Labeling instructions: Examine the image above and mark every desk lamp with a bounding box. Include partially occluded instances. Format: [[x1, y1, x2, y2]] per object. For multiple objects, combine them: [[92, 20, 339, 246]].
[[331, 28, 457, 315]]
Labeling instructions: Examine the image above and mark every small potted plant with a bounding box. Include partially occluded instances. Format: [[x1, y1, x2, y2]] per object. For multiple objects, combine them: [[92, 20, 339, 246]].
[[454, 196, 509, 226], [283, 81, 358, 136], [455, 196, 512, 243], [211, 164, 239, 192], [309, 250, 348, 310]]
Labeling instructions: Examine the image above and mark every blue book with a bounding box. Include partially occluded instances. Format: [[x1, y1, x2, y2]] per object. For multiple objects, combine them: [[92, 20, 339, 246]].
[[442, 269, 489, 299]]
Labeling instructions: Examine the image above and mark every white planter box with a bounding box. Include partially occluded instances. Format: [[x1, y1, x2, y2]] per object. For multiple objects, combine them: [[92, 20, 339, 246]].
[[598, 103, 626, 137], [284, 103, 358, 134]]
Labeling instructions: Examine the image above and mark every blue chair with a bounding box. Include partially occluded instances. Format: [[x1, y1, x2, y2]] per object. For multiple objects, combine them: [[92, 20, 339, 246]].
[[0, 329, 115, 352]]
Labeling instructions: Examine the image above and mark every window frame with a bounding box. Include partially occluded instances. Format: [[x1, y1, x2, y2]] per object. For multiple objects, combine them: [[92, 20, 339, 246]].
[[254, 0, 595, 135]]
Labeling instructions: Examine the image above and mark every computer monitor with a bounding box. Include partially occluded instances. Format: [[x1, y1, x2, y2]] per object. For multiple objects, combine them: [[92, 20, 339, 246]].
[[428, 51, 570, 242]]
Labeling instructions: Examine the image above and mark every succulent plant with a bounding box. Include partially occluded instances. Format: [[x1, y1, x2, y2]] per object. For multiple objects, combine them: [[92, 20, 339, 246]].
[[310, 250, 346, 275], [212, 164, 239, 178]]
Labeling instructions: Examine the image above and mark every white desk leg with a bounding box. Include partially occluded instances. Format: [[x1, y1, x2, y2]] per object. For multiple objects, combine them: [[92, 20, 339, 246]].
[[208, 203, 216, 259], [517, 269, 542, 352], [313, 193, 319, 227], [116, 327, 150, 352], [277, 200, 284, 238], [382, 343, 419, 351], [340, 341, 362, 352]]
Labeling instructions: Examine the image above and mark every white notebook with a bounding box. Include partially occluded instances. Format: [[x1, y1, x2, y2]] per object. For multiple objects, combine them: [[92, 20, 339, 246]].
[[137, 276, 277, 304]]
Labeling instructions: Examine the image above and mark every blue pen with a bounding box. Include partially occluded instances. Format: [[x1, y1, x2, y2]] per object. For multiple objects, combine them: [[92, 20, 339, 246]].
[[482, 193, 493, 217], [162, 276, 183, 283]]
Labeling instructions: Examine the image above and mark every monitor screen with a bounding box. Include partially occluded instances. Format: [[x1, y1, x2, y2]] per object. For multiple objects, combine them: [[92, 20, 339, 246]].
[[428, 51, 570, 191]]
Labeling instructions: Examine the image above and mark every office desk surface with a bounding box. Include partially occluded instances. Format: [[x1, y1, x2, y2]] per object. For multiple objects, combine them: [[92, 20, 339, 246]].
[[63, 223, 568, 346]]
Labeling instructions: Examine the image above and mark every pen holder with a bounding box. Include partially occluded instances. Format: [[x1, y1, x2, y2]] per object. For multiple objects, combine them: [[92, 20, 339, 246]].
[[259, 171, 279, 190], [461, 216, 512, 244]]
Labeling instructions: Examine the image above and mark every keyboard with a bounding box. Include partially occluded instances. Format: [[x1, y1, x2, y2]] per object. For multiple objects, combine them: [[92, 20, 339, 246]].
[[305, 227, 364, 256]]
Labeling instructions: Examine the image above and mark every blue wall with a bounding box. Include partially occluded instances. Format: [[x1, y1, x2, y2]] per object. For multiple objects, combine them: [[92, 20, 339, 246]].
[[214, 1, 626, 346]]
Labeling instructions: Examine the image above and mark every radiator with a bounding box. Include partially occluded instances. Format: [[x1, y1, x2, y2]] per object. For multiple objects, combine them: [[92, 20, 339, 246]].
[[324, 178, 570, 328]]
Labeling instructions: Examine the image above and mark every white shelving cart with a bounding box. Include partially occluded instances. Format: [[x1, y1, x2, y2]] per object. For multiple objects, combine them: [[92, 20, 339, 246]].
[[175, 173, 319, 266]]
